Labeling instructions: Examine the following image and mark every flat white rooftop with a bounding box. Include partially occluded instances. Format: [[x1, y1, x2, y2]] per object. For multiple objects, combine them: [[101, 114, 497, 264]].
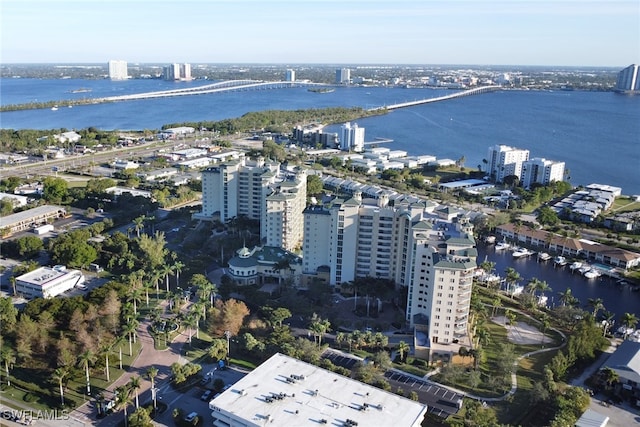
[[18, 266, 68, 286], [210, 353, 427, 427]]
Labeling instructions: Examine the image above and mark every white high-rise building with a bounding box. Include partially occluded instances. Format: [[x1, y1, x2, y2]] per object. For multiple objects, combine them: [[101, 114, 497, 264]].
[[616, 64, 640, 93], [339, 122, 365, 152], [263, 169, 307, 251], [285, 69, 296, 82], [521, 157, 565, 188], [336, 68, 351, 84], [200, 157, 278, 223], [108, 60, 128, 80], [486, 144, 530, 183], [164, 63, 192, 81]]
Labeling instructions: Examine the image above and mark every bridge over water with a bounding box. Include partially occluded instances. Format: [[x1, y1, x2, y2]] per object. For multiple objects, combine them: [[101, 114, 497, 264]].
[[368, 85, 502, 111], [95, 80, 327, 102]]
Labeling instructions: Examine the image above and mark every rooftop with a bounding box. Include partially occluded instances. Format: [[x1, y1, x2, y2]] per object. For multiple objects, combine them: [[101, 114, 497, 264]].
[[210, 353, 428, 427]]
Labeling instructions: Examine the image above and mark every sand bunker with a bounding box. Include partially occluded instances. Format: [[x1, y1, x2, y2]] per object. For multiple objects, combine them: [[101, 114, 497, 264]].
[[492, 316, 554, 345]]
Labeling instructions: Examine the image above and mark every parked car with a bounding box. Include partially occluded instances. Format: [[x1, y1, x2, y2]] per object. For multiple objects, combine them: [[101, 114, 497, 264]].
[[200, 390, 212, 401], [184, 412, 198, 422]]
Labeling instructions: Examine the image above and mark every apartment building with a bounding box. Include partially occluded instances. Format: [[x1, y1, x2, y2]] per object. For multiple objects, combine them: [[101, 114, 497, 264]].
[[163, 63, 192, 81], [486, 144, 530, 183], [521, 157, 565, 188], [200, 157, 279, 223], [339, 122, 365, 152], [263, 169, 307, 251], [108, 60, 128, 80], [616, 64, 640, 93]]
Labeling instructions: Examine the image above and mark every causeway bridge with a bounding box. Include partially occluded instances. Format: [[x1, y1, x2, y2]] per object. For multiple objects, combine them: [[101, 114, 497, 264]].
[[94, 80, 502, 109], [95, 80, 327, 102], [368, 85, 502, 111]]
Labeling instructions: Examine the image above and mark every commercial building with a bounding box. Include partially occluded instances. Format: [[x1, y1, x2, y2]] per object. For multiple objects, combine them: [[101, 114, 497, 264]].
[[521, 157, 565, 188], [0, 205, 67, 236], [163, 63, 192, 81], [615, 64, 640, 93], [339, 122, 365, 152], [209, 353, 428, 427], [108, 60, 128, 80], [485, 144, 530, 183], [15, 266, 84, 299]]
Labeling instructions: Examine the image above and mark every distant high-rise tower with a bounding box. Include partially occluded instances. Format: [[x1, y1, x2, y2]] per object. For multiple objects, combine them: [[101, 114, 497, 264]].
[[339, 122, 365, 152], [615, 64, 640, 93], [285, 69, 296, 82], [521, 158, 565, 188], [108, 60, 128, 80], [336, 68, 351, 84], [163, 63, 192, 81]]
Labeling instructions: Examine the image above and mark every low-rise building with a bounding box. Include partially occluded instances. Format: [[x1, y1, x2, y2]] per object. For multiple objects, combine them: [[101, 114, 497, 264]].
[[209, 353, 428, 427], [0, 205, 66, 236], [16, 266, 84, 299], [227, 246, 302, 287]]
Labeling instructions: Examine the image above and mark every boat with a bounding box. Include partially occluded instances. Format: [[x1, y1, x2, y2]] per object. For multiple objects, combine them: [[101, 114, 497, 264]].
[[484, 235, 496, 244], [71, 88, 92, 93], [554, 256, 567, 266], [495, 241, 511, 251], [578, 265, 592, 275], [51, 105, 58, 111], [512, 248, 535, 258], [584, 268, 601, 279], [569, 261, 583, 271], [538, 252, 551, 261], [307, 88, 335, 93]]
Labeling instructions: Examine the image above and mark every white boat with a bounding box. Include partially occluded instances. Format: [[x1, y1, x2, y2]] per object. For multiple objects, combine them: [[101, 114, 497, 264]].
[[538, 252, 551, 261], [554, 256, 567, 266], [569, 261, 583, 271], [578, 265, 592, 274], [495, 241, 511, 251], [51, 105, 58, 111], [512, 248, 535, 258], [584, 268, 601, 279], [484, 235, 496, 244]]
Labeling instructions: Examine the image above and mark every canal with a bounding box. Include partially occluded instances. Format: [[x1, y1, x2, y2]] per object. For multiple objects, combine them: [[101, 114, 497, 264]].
[[477, 242, 640, 324]]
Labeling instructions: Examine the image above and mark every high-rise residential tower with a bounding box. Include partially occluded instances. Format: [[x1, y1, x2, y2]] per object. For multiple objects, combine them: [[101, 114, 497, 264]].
[[108, 60, 128, 80], [486, 144, 530, 183], [339, 122, 365, 152], [285, 69, 296, 82], [163, 63, 192, 81], [521, 157, 565, 188], [615, 64, 640, 93], [336, 68, 351, 84]]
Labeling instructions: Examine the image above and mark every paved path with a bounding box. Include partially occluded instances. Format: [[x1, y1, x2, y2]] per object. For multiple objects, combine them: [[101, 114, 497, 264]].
[[70, 301, 192, 426]]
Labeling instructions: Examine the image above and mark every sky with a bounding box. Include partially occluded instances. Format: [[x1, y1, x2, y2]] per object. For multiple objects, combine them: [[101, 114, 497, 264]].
[[1, 0, 639, 67]]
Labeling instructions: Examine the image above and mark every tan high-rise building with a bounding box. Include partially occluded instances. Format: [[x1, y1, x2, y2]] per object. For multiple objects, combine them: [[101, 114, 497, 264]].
[[263, 169, 307, 251]]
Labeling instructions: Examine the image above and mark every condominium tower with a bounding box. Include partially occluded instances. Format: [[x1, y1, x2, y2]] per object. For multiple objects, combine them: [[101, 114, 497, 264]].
[[521, 157, 565, 188], [339, 122, 365, 152], [615, 64, 640, 93], [486, 144, 530, 183], [108, 60, 128, 80], [163, 63, 192, 81], [336, 68, 351, 84]]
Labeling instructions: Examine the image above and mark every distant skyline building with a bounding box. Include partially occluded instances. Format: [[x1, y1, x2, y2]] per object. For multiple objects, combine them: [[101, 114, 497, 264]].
[[285, 69, 295, 82], [336, 68, 351, 84], [615, 64, 640, 93], [108, 60, 128, 80], [486, 144, 530, 183], [163, 63, 192, 81], [339, 122, 365, 152]]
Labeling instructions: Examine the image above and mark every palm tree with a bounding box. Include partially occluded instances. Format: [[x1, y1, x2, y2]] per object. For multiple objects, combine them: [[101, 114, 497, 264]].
[[127, 287, 144, 317], [588, 298, 605, 318], [491, 296, 503, 318], [397, 340, 410, 363], [52, 367, 69, 407], [189, 304, 203, 339], [309, 315, 331, 347], [128, 376, 141, 409], [621, 312, 639, 339], [600, 367, 619, 391], [526, 277, 541, 295], [475, 327, 491, 349], [601, 311, 615, 337], [99, 343, 113, 382], [536, 280, 552, 298], [335, 332, 346, 349], [504, 267, 522, 296], [0, 348, 16, 386], [123, 320, 138, 356], [160, 264, 174, 294], [132, 216, 145, 238], [115, 385, 132, 426], [173, 260, 185, 289], [558, 288, 577, 307], [78, 350, 96, 396], [146, 366, 159, 409]]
